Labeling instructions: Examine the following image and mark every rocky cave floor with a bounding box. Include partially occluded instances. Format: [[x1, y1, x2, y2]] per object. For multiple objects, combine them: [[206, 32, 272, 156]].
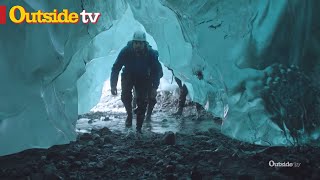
[[1, 91, 320, 180]]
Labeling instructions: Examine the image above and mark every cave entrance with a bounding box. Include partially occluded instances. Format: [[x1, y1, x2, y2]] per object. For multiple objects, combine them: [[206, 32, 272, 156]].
[[76, 8, 218, 135]]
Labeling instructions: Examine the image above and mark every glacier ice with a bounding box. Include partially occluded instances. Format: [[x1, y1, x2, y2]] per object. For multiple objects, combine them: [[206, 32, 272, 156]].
[[151, 0, 320, 145], [1, 0, 320, 156], [85, 0, 320, 145], [0, 1, 82, 155], [0, 0, 127, 156]]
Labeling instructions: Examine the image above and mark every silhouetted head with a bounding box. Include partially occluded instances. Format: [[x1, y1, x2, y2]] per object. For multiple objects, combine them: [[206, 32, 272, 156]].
[[132, 30, 146, 54]]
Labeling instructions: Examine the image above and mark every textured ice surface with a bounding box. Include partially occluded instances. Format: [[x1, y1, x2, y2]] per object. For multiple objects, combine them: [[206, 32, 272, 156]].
[[0, 0, 85, 156], [1, 0, 320, 156], [117, 0, 320, 145], [0, 0, 127, 156]]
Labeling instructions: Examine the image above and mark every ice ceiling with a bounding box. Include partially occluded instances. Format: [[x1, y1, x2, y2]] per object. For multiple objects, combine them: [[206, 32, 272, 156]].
[[1, 0, 320, 156]]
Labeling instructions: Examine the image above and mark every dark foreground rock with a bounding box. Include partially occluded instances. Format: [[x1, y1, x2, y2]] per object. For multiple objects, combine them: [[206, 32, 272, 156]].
[[0, 127, 320, 180]]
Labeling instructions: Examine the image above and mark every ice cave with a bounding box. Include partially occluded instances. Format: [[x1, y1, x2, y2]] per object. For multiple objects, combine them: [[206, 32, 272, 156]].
[[1, 0, 320, 158]]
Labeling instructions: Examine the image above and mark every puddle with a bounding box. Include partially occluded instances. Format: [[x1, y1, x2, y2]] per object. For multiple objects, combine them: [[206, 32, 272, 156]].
[[77, 90, 221, 134]]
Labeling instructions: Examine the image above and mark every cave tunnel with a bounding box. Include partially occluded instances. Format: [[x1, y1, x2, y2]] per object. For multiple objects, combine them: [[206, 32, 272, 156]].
[[1, 0, 320, 179]]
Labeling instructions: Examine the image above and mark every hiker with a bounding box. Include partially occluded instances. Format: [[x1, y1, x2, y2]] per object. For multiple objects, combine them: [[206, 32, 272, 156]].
[[132, 54, 163, 121], [110, 30, 162, 133]]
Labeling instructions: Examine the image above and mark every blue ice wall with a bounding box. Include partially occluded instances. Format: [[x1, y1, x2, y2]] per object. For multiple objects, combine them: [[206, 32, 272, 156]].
[[1, 0, 320, 156], [127, 0, 320, 145]]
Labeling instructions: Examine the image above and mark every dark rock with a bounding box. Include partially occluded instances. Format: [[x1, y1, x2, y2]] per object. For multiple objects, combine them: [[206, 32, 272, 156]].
[[3, 106, 320, 180], [252, 153, 262, 161], [92, 133, 100, 140], [156, 160, 164, 166], [43, 163, 57, 175], [165, 174, 178, 180], [46, 151, 60, 160], [194, 135, 211, 140], [103, 136, 113, 143], [238, 174, 254, 180], [98, 138, 105, 144], [96, 161, 104, 168], [163, 131, 176, 145], [211, 169, 220, 176], [103, 144, 113, 148], [79, 133, 92, 141], [74, 151, 89, 159], [67, 156, 75, 160], [22, 167, 32, 175], [176, 164, 185, 171], [127, 156, 147, 164], [69, 172, 79, 180], [206, 139, 216, 145], [88, 119, 93, 124], [270, 172, 289, 179], [88, 162, 97, 169], [181, 147, 192, 153], [100, 127, 112, 135], [88, 140, 95, 146], [57, 160, 70, 169], [80, 165, 88, 170], [170, 152, 183, 161], [44, 174, 64, 180], [142, 171, 152, 178], [126, 156, 137, 164], [191, 166, 202, 180], [166, 164, 175, 173], [152, 139, 162, 145], [311, 170, 320, 179], [163, 146, 173, 153], [214, 174, 225, 179], [30, 173, 44, 180], [104, 156, 117, 164], [88, 154, 98, 161]]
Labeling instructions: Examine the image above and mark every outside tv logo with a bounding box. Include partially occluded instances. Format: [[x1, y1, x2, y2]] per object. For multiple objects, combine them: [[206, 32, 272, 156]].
[[0, 5, 101, 24], [0, 6, 6, 24]]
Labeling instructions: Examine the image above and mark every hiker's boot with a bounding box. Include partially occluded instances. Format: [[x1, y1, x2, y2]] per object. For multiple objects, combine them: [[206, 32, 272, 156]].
[[125, 113, 132, 127], [136, 128, 142, 134], [136, 113, 145, 133], [145, 114, 151, 122], [145, 104, 155, 122], [123, 101, 133, 128]]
